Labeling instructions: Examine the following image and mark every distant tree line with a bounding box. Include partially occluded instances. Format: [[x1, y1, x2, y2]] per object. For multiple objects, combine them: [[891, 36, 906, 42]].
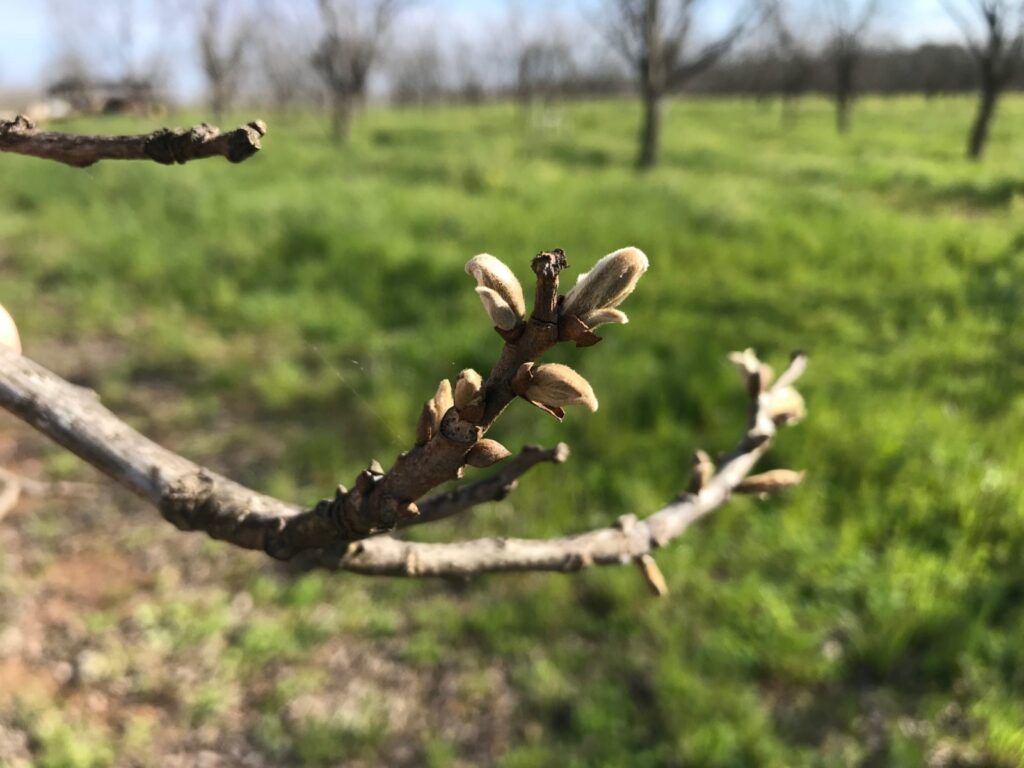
[[35, 0, 1024, 165]]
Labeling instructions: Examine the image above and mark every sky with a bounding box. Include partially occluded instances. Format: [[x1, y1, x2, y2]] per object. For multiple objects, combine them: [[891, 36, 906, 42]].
[[0, 0, 964, 100]]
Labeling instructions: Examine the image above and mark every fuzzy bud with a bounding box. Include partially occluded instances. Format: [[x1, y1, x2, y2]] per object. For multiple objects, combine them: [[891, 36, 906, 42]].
[[688, 450, 715, 493], [728, 348, 774, 394], [562, 246, 648, 319], [465, 439, 512, 468], [637, 554, 669, 597], [466, 254, 526, 327], [0, 304, 21, 355], [415, 401, 437, 446], [764, 387, 806, 426], [475, 287, 520, 330], [580, 308, 629, 328], [524, 363, 598, 413], [736, 469, 805, 495], [454, 369, 483, 411], [431, 379, 454, 429]]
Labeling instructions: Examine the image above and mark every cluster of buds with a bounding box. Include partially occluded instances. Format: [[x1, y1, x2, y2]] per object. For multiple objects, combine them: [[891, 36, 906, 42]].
[[683, 348, 810, 498], [729, 347, 808, 434], [0, 304, 20, 355], [465, 246, 648, 422]]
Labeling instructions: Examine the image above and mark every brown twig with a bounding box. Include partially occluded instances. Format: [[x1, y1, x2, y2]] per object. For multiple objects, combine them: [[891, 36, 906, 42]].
[[404, 443, 571, 528], [0, 115, 266, 167]]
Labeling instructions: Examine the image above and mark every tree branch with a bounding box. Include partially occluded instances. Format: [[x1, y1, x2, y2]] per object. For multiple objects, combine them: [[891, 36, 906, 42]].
[[0, 115, 266, 167], [0, 342, 806, 581], [337, 353, 807, 577], [403, 443, 571, 528]]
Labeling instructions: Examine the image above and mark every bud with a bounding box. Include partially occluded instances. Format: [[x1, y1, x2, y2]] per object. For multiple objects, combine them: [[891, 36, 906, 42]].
[[736, 469, 805, 495], [524, 363, 598, 413], [728, 348, 759, 379], [764, 387, 806, 426], [454, 369, 483, 410], [465, 439, 512, 468], [0, 304, 20, 355], [415, 401, 436, 445], [466, 254, 525, 326], [475, 287, 520, 331], [688, 449, 715, 493], [562, 247, 648, 319], [431, 379, 454, 430], [774, 351, 808, 390], [728, 348, 773, 394], [580, 308, 629, 328], [637, 554, 668, 597]]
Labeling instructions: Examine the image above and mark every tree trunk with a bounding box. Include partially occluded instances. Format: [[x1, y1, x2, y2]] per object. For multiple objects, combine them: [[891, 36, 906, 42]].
[[968, 80, 999, 161], [330, 94, 353, 144], [637, 89, 661, 170], [835, 91, 851, 134], [834, 53, 854, 135]]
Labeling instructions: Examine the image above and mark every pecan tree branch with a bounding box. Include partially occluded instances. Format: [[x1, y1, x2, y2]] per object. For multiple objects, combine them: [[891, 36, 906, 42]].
[[336, 357, 804, 576], [0, 115, 266, 167], [0, 344, 805, 580], [0, 346, 330, 557], [402, 443, 571, 528]]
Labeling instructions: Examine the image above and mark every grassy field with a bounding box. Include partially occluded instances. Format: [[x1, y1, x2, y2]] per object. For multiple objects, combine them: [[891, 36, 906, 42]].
[[1, 94, 1023, 766]]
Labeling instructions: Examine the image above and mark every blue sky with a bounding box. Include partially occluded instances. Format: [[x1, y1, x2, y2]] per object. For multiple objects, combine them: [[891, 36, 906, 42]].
[[0, 1, 962, 99]]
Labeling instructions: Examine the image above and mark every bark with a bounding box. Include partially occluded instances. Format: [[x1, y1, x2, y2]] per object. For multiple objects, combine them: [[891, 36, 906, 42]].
[[637, 88, 662, 170], [835, 54, 855, 134], [0, 115, 266, 167], [329, 95, 354, 144], [968, 78, 1000, 160]]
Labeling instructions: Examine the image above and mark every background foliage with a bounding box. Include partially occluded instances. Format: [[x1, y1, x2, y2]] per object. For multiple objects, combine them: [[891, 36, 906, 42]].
[[1, 96, 1023, 766]]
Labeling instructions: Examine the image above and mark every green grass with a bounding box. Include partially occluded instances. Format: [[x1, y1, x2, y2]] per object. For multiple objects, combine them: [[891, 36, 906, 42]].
[[2, 95, 1024, 765]]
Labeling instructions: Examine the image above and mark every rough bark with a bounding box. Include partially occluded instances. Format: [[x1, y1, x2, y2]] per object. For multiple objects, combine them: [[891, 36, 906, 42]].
[[0, 115, 266, 167]]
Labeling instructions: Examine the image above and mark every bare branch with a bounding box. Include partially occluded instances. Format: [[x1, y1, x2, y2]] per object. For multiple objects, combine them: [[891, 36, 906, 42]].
[[337, 358, 802, 576], [0, 340, 806, 579], [404, 443, 571, 528], [0, 115, 266, 168]]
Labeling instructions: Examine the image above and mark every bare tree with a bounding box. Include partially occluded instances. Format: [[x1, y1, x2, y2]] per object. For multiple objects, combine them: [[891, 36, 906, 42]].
[[943, 1, 1024, 160], [46, 0, 173, 93], [825, 0, 880, 134], [195, 0, 254, 122], [250, 5, 320, 115], [767, 1, 815, 125], [603, 0, 764, 169], [389, 35, 446, 107], [0, 130, 809, 584], [311, 0, 407, 142]]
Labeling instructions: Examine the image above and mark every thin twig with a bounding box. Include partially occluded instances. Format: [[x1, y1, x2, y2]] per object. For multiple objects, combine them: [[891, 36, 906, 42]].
[[404, 443, 571, 528], [0, 115, 266, 167]]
